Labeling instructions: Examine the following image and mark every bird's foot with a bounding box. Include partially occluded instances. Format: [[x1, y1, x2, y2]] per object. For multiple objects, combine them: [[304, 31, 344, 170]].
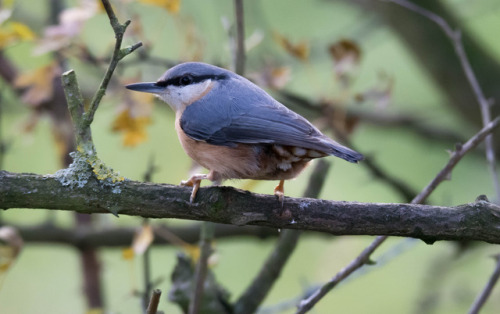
[[274, 179, 286, 211], [181, 174, 208, 203]]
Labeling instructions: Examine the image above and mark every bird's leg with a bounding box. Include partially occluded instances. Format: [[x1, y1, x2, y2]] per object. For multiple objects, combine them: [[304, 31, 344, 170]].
[[180, 174, 208, 203], [274, 179, 285, 208]]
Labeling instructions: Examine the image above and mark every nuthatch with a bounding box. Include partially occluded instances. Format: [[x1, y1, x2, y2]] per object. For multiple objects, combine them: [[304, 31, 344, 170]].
[[126, 62, 363, 203]]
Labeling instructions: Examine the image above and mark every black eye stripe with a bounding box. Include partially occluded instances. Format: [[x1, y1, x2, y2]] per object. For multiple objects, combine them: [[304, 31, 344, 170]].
[[156, 74, 227, 87]]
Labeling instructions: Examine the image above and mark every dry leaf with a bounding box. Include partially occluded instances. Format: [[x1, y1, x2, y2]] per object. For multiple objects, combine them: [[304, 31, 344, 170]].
[[111, 108, 152, 147], [274, 32, 309, 61], [132, 224, 154, 255], [122, 247, 135, 260], [183, 244, 200, 262], [329, 39, 361, 83], [139, 0, 181, 14], [114, 83, 154, 147], [249, 66, 291, 90], [35, 0, 98, 54], [14, 62, 61, 107], [0, 226, 23, 275]]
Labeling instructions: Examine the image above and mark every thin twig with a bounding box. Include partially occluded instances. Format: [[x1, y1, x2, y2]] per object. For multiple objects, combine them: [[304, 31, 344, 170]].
[[296, 236, 387, 314], [234, 0, 246, 75], [295, 116, 500, 313], [188, 222, 215, 314], [414, 116, 500, 204], [385, 0, 500, 200], [468, 254, 500, 314], [146, 289, 162, 314], [235, 160, 331, 314], [84, 0, 142, 128]]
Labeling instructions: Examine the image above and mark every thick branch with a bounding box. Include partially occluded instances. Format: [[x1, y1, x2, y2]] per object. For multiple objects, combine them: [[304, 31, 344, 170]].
[[2, 171, 500, 244]]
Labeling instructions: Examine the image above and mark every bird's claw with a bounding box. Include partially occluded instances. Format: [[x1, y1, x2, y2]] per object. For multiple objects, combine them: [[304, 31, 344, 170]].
[[180, 174, 208, 203], [274, 180, 286, 212]]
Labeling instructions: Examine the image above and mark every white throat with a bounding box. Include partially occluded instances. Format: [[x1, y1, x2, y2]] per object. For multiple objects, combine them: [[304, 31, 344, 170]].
[[156, 80, 213, 112]]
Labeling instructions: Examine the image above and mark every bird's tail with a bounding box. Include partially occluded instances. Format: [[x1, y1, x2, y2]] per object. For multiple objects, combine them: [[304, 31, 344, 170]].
[[324, 139, 364, 163]]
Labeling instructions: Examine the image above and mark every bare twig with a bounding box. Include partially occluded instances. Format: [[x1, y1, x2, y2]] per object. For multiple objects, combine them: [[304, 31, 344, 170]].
[[85, 0, 142, 128], [146, 289, 162, 314], [414, 117, 500, 204], [234, 160, 331, 314], [233, 0, 246, 75], [189, 222, 215, 314], [295, 116, 500, 313], [385, 0, 500, 200], [296, 236, 387, 314], [468, 254, 500, 314]]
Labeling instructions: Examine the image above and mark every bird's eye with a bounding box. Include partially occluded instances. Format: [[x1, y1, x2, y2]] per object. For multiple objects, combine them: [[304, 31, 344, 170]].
[[179, 75, 193, 86]]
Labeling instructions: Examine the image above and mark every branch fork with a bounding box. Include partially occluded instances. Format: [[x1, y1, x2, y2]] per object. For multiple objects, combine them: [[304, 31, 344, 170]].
[[55, 0, 142, 212]]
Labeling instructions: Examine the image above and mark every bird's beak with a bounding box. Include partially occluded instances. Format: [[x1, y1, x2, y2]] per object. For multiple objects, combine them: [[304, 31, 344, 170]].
[[125, 82, 164, 94]]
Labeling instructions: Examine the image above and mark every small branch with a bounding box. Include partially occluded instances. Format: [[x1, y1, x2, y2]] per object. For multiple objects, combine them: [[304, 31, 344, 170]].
[[415, 116, 500, 204], [189, 222, 215, 314], [385, 0, 500, 201], [61, 70, 88, 143], [296, 235, 387, 314], [468, 254, 500, 314], [235, 160, 330, 314], [146, 289, 162, 314], [233, 0, 246, 75], [84, 0, 143, 128]]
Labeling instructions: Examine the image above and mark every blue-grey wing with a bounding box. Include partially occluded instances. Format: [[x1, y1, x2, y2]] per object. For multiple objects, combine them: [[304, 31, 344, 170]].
[[180, 79, 363, 162]]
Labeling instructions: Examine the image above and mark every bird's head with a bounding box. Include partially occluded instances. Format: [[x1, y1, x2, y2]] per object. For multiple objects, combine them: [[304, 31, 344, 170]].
[[126, 62, 231, 113]]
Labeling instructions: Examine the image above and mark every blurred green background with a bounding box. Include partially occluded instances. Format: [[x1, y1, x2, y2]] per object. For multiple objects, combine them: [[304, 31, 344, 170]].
[[1, 0, 500, 313]]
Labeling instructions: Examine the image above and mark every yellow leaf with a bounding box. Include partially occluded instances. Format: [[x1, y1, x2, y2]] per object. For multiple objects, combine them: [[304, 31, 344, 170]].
[[132, 224, 154, 255], [122, 247, 135, 260], [139, 0, 181, 14], [0, 21, 35, 48], [111, 108, 152, 147], [14, 62, 61, 106], [10, 22, 35, 40], [183, 244, 200, 262], [273, 32, 309, 61]]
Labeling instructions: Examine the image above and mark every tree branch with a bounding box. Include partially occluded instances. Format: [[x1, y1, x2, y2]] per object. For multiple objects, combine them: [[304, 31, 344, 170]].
[[6, 223, 277, 248], [146, 289, 162, 314], [189, 222, 215, 314], [2, 170, 500, 244]]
